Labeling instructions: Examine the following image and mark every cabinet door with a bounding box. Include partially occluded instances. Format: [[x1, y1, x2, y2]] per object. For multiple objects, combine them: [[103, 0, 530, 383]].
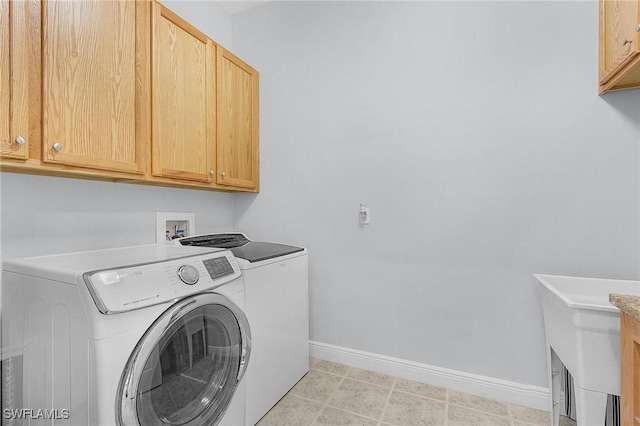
[[41, 0, 144, 174], [217, 47, 259, 190], [620, 312, 640, 425], [1, 0, 29, 160], [599, 0, 640, 83], [151, 3, 215, 183]]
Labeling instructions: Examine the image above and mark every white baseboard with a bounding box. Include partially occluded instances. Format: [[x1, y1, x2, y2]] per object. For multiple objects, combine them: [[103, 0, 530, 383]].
[[309, 340, 550, 412]]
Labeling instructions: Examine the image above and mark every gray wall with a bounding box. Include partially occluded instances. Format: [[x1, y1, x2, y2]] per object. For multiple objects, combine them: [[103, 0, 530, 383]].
[[1, 0, 639, 393], [0, 1, 236, 260], [231, 1, 640, 387], [0, 173, 235, 258], [159, 0, 233, 48]]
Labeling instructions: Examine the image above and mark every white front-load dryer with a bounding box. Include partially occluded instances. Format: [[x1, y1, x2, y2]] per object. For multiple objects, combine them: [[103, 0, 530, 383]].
[[176, 233, 309, 425], [1, 244, 251, 426]]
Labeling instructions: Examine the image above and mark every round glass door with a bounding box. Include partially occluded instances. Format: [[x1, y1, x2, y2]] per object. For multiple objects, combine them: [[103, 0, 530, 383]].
[[117, 293, 251, 426]]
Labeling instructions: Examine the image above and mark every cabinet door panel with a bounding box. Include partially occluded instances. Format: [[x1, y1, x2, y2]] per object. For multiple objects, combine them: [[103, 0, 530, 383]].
[[151, 4, 214, 183], [42, 0, 141, 173], [600, 0, 640, 83], [1, 0, 10, 155], [1, 0, 29, 160], [217, 48, 259, 190]]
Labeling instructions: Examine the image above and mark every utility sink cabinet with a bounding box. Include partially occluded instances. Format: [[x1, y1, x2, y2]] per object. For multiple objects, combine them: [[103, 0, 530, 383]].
[[620, 309, 640, 424], [599, 0, 640, 93], [610, 295, 640, 424]]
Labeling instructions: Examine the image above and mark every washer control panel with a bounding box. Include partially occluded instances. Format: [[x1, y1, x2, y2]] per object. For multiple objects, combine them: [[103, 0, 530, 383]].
[[202, 256, 234, 279], [84, 250, 241, 314]]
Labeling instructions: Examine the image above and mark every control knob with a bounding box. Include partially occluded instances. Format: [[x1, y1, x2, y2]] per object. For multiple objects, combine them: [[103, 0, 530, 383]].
[[177, 265, 199, 285]]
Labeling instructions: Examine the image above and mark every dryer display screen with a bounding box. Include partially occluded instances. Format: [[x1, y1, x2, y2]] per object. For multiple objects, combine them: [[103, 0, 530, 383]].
[[202, 257, 234, 279]]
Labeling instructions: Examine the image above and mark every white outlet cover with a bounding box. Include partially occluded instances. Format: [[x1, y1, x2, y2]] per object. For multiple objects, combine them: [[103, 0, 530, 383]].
[[156, 212, 195, 243]]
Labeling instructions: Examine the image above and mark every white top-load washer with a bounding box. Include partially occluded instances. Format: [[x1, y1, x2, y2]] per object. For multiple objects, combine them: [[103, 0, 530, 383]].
[[176, 233, 309, 425], [1, 244, 251, 426]]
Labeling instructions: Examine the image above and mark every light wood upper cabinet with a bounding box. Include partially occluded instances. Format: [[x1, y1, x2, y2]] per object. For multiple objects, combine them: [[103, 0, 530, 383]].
[[599, 0, 640, 93], [1, 0, 29, 160], [217, 47, 259, 190], [151, 3, 216, 183], [41, 0, 147, 174], [1, 0, 259, 192]]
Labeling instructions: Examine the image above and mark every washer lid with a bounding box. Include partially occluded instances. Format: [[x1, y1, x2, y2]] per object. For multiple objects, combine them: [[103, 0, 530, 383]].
[[178, 233, 250, 249], [228, 242, 304, 263], [178, 233, 305, 263]]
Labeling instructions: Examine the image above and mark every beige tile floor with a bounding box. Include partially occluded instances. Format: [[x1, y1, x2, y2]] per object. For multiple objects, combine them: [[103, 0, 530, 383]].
[[257, 358, 577, 426]]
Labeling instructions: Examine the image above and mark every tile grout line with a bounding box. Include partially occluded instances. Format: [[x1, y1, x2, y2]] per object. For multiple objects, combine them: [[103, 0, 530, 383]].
[[323, 400, 385, 424], [507, 401, 514, 426], [308, 361, 551, 426], [444, 389, 449, 426], [312, 367, 496, 425], [311, 366, 399, 425], [448, 402, 514, 422], [325, 369, 392, 424], [307, 369, 348, 426], [377, 375, 397, 426], [309, 366, 398, 425]]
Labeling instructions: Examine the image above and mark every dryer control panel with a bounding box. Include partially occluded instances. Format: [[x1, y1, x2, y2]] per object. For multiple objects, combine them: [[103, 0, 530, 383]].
[[83, 251, 242, 314]]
